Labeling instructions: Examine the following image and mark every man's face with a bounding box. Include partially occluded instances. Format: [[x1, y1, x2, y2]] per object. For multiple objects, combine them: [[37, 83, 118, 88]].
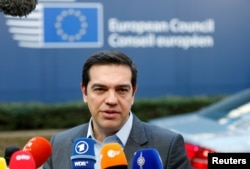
[[81, 64, 137, 136]]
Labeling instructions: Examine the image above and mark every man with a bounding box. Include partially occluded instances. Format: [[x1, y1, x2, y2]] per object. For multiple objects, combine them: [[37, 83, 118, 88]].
[[43, 50, 191, 169]]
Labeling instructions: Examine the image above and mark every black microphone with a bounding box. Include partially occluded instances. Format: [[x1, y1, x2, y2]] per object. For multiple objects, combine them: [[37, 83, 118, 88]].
[[132, 148, 163, 169], [0, 0, 38, 17], [4, 145, 20, 166]]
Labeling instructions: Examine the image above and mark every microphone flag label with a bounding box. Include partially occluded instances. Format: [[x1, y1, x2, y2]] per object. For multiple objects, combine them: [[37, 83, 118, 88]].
[[71, 138, 96, 169], [132, 148, 163, 169], [208, 153, 250, 169]]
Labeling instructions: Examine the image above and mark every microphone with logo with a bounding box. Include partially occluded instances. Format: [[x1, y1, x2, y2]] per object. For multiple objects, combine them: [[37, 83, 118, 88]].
[[100, 143, 128, 169], [0, 0, 38, 17], [132, 148, 163, 169], [4, 145, 20, 166], [22, 136, 52, 168], [71, 138, 96, 169], [0, 157, 8, 169], [9, 150, 36, 169]]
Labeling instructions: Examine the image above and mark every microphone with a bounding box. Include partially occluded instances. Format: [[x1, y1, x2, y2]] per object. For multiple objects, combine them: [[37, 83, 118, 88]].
[[22, 136, 52, 168], [0, 0, 38, 17], [71, 138, 96, 169], [100, 143, 128, 169], [132, 148, 163, 169], [4, 145, 20, 166], [9, 150, 36, 169], [0, 157, 7, 169]]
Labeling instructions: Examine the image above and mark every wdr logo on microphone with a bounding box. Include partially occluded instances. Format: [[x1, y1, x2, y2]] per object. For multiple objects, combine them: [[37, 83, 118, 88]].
[[5, 2, 103, 48]]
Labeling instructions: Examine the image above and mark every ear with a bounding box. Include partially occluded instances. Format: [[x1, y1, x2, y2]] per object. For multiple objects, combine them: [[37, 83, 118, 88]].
[[132, 85, 138, 96], [131, 85, 138, 105], [80, 83, 88, 103]]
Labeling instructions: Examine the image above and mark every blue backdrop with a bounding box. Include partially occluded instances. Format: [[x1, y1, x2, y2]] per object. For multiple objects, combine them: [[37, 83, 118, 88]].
[[0, 0, 250, 103]]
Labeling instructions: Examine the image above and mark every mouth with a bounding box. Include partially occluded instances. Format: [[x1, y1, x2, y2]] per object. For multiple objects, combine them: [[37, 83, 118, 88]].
[[101, 110, 120, 119]]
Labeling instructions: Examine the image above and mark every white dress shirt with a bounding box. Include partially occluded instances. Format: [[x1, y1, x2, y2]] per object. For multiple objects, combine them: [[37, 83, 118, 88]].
[[86, 112, 133, 169]]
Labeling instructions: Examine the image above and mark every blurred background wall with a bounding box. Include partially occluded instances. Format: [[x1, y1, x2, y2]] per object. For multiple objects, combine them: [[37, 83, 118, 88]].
[[0, 0, 249, 103]]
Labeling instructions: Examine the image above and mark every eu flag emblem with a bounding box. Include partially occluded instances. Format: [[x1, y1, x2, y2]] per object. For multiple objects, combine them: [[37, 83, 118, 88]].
[[5, 3, 103, 48], [43, 3, 103, 47]]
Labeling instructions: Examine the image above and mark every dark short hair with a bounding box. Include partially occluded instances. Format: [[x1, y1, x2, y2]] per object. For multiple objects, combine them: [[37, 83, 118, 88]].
[[82, 50, 137, 88]]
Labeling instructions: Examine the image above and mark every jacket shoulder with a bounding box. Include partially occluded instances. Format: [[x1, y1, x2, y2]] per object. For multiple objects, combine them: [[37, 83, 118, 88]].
[[51, 123, 88, 143]]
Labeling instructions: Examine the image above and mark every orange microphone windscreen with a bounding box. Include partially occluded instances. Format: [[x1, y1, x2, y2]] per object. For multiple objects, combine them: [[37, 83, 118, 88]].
[[100, 143, 128, 169], [23, 136, 52, 168]]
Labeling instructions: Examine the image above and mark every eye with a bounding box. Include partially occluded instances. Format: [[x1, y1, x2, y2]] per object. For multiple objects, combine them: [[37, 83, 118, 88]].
[[94, 87, 106, 93], [117, 88, 129, 94]]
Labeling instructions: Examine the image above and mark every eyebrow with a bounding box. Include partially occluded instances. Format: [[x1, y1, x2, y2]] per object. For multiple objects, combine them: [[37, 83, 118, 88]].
[[91, 83, 131, 89]]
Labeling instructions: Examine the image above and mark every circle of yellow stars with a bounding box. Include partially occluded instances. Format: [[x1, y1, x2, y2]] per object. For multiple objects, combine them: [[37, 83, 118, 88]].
[[55, 8, 88, 42]]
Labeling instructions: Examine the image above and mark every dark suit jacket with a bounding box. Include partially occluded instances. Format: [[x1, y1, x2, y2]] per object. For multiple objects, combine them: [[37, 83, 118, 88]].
[[43, 115, 192, 169]]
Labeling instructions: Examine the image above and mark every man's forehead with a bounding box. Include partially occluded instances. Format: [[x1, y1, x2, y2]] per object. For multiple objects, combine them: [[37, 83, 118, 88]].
[[90, 83, 132, 88], [89, 64, 132, 76]]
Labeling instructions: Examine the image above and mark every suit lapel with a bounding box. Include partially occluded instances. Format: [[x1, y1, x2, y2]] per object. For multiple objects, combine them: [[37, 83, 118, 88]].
[[124, 115, 148, 167]]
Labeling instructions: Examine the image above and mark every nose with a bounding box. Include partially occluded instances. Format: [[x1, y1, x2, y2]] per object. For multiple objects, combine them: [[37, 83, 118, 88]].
[[105, 90, 118, 105]]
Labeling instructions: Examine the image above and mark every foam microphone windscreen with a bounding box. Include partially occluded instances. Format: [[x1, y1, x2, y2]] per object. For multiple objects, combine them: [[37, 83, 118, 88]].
[[9, 150, 36, 169], [4, 145, 20, 166], [0, 0, 38, 17], [23, 136, 52, 168], [0, 157, 7, 169], [132, 148, 163, 169], [71, 138, 96, 169], [100, 143, 128, 169]]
